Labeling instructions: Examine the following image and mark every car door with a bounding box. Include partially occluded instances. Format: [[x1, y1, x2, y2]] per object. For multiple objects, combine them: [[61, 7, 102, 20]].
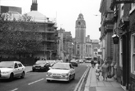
[[18, 63, 24, 75], [14, 63, 20, 77], [70, 64, 75, 75]]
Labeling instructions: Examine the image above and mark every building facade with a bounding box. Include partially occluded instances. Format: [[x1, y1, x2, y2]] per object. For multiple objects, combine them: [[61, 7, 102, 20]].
[[75, 13, 86, 59], [100, 0, 135, 91], [63, 31, 73, 61], [99, 0, 114, 64], [85, 35, 92, 58], [0, 5, 22, 14]]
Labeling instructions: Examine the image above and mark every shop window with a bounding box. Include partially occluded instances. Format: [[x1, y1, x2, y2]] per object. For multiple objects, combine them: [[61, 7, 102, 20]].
[[131, 34, 135, 74]]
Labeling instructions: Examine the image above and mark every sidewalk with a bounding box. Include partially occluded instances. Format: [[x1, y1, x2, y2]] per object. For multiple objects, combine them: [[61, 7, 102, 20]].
[[84, 67, 125, 91]]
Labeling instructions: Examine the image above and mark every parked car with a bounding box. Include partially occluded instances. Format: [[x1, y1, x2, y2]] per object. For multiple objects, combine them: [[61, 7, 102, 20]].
[[0, 61, 25, 80], [70, 59, 78, 67], [32, 60, 51, 72], [46, 62, 75, 82], [46, 60, 56, 67], [79, 59, 83, 63]]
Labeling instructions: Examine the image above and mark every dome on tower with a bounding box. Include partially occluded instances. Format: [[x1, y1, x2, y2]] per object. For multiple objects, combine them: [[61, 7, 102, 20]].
[[76, 13, 86, 28], [26, 11, 47, 22], [78, 13, 84, 20]]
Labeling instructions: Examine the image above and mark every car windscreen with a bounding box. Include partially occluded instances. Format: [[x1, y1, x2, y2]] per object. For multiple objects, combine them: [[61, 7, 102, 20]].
[[0, 61, 14, 68], [52, 63, 70, 69], [36, 61, 46, 64]]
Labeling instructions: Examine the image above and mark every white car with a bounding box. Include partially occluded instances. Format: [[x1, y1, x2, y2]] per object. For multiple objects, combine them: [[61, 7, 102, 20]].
[[46, 62, 75, 82], [0, 61, 25, 80]]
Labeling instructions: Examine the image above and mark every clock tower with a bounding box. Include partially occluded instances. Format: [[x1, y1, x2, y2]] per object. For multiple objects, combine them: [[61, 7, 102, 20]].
[[75, 13, 86, 59]]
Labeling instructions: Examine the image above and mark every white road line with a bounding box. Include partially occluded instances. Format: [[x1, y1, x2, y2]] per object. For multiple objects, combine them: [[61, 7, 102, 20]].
[[11, 88, 18, 91], [28, 78, 44, 85]]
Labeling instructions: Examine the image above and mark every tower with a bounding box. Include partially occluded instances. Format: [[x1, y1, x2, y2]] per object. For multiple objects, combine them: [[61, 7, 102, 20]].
[[31, 0, 38, 11], [75, 13, 86, 59]]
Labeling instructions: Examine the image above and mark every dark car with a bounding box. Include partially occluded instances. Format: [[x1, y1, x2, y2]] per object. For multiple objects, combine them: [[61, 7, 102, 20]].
[[70, 59, 78, 67], [32, 60, 51, 72]]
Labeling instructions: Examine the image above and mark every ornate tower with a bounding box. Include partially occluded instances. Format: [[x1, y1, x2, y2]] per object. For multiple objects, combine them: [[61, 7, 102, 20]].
[[31, 0, 38, 11], [75, 13, 86, 59]]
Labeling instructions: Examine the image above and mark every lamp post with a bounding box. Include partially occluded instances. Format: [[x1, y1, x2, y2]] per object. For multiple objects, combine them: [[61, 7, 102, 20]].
[[112, 34, 119, 44]]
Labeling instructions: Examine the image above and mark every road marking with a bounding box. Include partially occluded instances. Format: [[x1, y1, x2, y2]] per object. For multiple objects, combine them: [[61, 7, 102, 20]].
[[11, 88, 18, 91], [28, 78, 44, 85]]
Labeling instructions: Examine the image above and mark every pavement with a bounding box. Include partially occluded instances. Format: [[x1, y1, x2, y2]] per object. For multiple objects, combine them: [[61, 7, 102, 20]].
[[84, 66, 126, 91]]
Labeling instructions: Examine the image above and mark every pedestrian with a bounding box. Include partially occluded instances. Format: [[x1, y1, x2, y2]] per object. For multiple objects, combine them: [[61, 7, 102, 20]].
[[91, 59, 95, 68], [101, 60, 109, 81], [95, 62, 101, 80]]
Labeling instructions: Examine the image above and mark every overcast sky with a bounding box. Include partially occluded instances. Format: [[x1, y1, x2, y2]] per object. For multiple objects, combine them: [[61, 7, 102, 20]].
[[1, 0, 101, 39]]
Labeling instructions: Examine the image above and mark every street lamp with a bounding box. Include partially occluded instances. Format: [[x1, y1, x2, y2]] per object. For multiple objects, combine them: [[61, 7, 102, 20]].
[[112, 34, 119, 44]]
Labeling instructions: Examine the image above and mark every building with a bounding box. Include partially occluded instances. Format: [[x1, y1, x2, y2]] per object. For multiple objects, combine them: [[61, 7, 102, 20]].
[[57, 28, 64, 60], [75, 13, 86, 59], [91, 39, 100, 58], [63, 31, 73, 61], [85, 35, 92, 58], [0, 5, 22, 14], [26, 0, 58, 60], [99, 0, 114, 64], [100, 0, 135, 91]]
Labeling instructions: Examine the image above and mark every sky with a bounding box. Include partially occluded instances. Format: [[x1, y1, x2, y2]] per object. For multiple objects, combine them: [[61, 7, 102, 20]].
[[0, 0, 101, 40]]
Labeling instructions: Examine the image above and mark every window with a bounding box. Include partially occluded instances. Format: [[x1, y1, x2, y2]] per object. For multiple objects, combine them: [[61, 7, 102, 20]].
[[14, 63, 18, 68], [131, 34, 135, 74], [130, 3, 135, 14], [119, 39, 123, 67], [78, 22, 81, 25], [77, 45, 79, 49], [18, 63, 22, 67]]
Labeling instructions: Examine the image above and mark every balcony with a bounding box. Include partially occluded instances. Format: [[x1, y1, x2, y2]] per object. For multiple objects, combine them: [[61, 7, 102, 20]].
[[110, 0, 134, 10], [41, 38, 57, 43], [103, 13, 114, 26], [44, 28, 56, 33], [105, 24, 114, 32]]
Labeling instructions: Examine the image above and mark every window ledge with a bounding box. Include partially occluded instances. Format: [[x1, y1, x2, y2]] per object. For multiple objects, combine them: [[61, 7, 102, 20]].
[[130, 7, 135, 15]]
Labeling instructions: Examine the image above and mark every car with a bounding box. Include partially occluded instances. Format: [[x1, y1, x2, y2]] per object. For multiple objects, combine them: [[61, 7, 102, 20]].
[[79, 59, 83, 63], [46, 62, 75, 82], [0, 61, 25, 80], [46, 60, 56, 67], [32, 60, 51, 72], [70, 59, 78, 67], [85, 60, 91, 63]]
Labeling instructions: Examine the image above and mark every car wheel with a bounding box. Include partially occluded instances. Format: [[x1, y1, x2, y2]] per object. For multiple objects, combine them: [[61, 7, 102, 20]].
[[32, 69, 35, 72], [9, 73, 14, 81], [72, 74, 75, 80], [21, 71, 25, 78], [47, 80, 51, 82], [68, 75, 72, 82]]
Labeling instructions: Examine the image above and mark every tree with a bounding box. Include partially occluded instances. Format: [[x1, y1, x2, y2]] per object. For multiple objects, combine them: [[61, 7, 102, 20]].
[[0, 13, 42, 55]]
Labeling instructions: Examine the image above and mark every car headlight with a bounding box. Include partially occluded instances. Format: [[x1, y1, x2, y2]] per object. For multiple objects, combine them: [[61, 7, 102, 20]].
[[46, 72, 52, 76], [62, 73, 70, 77]]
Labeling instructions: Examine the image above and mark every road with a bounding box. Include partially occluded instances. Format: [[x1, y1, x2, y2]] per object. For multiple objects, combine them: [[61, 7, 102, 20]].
[[0, 63, 89, 91]]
